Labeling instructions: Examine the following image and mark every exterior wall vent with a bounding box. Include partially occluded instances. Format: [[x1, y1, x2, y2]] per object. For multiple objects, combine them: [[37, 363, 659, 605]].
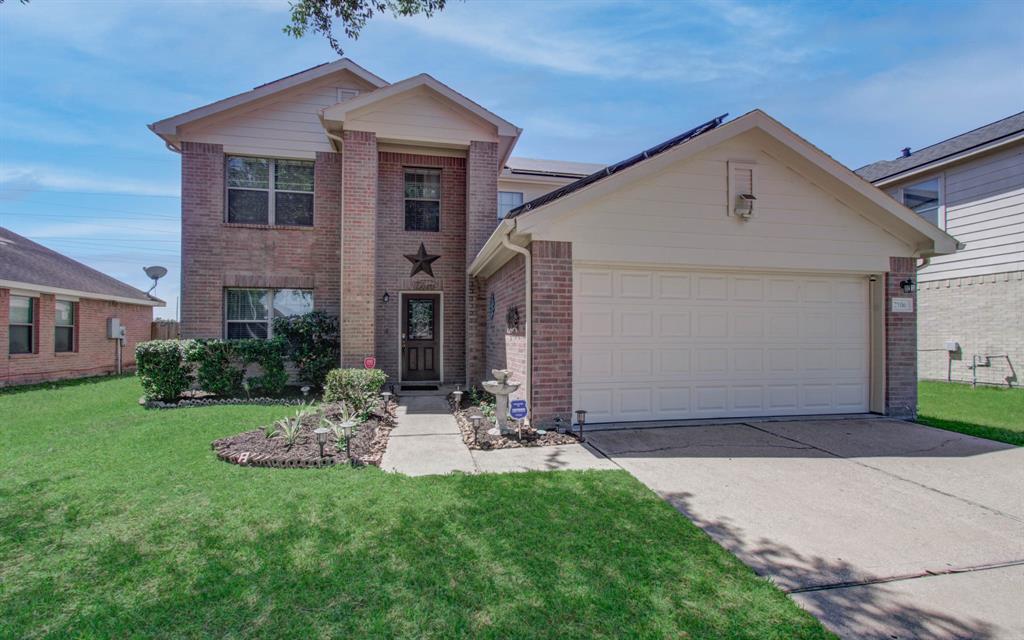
[[337, 88, 360, 102], [727, 160, 758, 218]]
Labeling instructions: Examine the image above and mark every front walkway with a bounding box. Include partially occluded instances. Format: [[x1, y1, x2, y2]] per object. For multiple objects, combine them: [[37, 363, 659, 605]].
[[381, 395, 616, 476]]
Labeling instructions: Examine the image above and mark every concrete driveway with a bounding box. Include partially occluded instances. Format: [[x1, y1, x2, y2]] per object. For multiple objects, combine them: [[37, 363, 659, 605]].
[[587, 418, 1024, 639]]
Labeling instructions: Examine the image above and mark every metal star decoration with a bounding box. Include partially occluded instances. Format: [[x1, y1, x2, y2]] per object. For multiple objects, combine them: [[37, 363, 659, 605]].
[[404, 242, 441, 277]]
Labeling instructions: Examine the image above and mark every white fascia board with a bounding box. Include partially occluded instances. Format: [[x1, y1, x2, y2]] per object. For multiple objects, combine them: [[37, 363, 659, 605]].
[[872, 132, 1024, 187], [468, 219, 518, 277], [149, 59, 388, 145], [0, 280, 164, 307]]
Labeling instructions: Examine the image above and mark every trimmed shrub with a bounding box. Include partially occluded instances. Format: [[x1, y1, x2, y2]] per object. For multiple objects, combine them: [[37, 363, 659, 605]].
[[235, 338, 288, 396], [136, 340, 192, 401], [183, 339, 243, 397], [272, 312, 339, 388], [324, 368, 387, 416]]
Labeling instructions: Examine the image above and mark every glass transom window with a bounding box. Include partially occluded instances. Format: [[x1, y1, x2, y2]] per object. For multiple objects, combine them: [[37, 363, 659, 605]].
[[404, 168, 441, 232], [498, 191, 524, 219], [225, 288, 313, 339], [55, 300, 75, 353], [902, 177, 941, 228], [9, 295, 34, 355], [226, 157, 314, 226]]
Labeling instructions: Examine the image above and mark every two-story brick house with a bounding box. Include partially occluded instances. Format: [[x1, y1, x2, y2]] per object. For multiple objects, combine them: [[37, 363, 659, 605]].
[[151, 59, 958, 426], [858, 112, 1023, 387]]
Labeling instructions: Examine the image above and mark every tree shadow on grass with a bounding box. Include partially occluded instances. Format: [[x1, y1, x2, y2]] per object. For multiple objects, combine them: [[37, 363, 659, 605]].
[[2, 471, 831, 639], [0, 373, 134, 397], [662, 490, 998, 640]]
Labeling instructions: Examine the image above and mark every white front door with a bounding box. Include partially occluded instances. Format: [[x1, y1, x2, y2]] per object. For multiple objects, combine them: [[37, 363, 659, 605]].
[[573, 266, 870, 423]]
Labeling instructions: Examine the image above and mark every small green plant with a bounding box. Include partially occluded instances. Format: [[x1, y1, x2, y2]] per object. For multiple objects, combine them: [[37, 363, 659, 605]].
[[320, 403, 355, 450], [323, 368, 387, 417], [263, 422, 278, 439], [277, 414, 303, 448]]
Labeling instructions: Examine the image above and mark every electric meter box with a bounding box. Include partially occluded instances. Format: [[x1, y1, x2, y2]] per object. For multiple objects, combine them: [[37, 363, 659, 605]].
[[107, 318, 125, 339]]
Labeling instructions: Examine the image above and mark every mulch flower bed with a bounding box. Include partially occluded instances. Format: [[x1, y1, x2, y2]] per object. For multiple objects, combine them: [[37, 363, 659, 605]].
[[452, 403, 581, 450], [141, 388, 316, 410], [211, 402, 396, 468]]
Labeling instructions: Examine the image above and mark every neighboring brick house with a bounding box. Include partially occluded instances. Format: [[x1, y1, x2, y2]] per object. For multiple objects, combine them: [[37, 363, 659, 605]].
[[151, 59, 957, 426], [0, 227, 161, 386], [858, 112, 1023, 387]]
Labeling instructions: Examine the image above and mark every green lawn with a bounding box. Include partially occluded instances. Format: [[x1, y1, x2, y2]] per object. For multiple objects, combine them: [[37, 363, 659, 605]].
[[918, 381, 1024, 446], [0, 376, 830, 639]]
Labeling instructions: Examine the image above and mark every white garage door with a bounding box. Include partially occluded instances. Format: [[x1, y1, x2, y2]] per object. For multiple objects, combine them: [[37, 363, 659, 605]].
[[573, 267, 870, 423]]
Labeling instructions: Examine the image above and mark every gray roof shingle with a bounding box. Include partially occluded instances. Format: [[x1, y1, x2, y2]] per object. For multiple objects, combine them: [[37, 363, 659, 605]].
[[0, 227, 160, 304], [856, 111, 1024, 183]]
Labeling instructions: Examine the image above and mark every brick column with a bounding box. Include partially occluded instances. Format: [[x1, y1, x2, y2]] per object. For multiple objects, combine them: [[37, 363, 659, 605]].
[[465, 140, 499, 385], [885, 257, 918, 418], [531, 240, 573, 427], [341, 130, 377, 367], [180, 141, 225, 338], [314, 151, 343, 317]]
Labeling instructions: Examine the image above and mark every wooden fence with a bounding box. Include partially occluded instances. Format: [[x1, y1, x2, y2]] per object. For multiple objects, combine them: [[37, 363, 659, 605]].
[[150, 320, 181, 340]]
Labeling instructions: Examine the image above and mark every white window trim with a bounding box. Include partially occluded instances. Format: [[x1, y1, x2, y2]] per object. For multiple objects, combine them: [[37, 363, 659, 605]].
[[727, 160, 758, 218], [223, 288, 314, 339], [404, 167, 442, 232], [225, 157, 315, 227], [54, 299, 75, 353], [896, 173, 946, 230], [9, 294, 35, 355]]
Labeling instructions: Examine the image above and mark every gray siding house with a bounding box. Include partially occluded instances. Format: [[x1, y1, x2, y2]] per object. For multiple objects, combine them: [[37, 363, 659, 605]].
[[858, 112, 1024, 386]]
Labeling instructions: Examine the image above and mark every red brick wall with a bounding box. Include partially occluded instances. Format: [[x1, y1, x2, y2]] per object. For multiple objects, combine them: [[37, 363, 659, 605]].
[[179, 142, 342, 339], [466, 141, 499, 384], [376, 151, 466, 383], [0, 289, 152, 386], [530, 241, 573, 427], [341, 131, 377, 367], [885, 257, 918, 418], [482, 254, 527, 402]]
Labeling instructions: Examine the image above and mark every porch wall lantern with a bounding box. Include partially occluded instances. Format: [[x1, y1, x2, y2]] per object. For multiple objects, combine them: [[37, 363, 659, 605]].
[[900, 279, 916, 294], [382, 291, 391, 304], [575, 409, 587, 443]]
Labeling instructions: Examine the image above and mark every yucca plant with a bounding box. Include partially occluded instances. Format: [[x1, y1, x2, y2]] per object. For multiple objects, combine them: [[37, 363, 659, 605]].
[[320, 403, 355, 450], [263, 422, 278, 439], [277, 413, 304, 448]]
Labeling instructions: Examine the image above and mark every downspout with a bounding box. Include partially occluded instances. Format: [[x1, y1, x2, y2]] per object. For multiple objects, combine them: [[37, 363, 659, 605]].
[[330, 129, 345, 367], [500, 226, 531, 415]]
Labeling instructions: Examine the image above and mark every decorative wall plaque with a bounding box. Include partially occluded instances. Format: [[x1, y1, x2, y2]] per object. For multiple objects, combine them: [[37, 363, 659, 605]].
[[488, 292, 496, 320], [506, 305, 521, 332], [404, 242, 440, 277]]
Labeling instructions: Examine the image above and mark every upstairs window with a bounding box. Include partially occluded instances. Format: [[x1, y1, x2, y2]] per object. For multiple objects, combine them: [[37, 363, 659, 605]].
[[54, 300, 75, 353], [225, 288, 313, 339], [226, 157, 314, 226], [9, 295, 34, 355], [498, 191, 524, 219], [404, 168, 441, 232], [901, 177, 943, 228]]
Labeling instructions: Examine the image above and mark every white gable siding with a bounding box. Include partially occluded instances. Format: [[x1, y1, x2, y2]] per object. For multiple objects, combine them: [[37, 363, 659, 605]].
[[917, 145, 1024, 281], [535, 131, 911, 274], [179, 72, 375, 159], [344, 88, 499, 146]]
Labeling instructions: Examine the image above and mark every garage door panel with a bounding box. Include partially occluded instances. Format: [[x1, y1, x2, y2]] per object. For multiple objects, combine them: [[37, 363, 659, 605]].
[[574, 267, 870, 422]]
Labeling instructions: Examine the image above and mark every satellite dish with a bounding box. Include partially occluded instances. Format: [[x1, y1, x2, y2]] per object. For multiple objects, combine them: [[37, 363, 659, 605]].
[[144, 265, 168, 294]]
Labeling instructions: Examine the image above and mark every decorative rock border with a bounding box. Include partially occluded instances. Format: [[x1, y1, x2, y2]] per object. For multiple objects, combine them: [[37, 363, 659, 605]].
[[213, 448, 344, 468], [140, 396, 311, 410]]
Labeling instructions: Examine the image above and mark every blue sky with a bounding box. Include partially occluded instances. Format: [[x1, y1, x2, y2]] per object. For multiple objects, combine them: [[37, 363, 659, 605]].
[[1, 0, 1021, 319]]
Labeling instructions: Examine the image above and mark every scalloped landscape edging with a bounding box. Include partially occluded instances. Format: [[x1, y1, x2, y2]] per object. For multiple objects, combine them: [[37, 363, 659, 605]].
[[140, 396, 310, 410]]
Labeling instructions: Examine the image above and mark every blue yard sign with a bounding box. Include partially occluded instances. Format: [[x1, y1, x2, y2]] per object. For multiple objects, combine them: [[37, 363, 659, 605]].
[[509, 399, 528, 420]]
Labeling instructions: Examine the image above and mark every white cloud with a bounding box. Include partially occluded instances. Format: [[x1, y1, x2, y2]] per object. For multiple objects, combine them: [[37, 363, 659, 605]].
[[399, 1, 816, 83], [0, 165, 179, 199]]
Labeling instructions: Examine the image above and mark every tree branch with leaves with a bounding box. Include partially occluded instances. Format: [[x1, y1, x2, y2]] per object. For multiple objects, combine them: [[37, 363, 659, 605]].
[[285, 0, 449, 55]]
